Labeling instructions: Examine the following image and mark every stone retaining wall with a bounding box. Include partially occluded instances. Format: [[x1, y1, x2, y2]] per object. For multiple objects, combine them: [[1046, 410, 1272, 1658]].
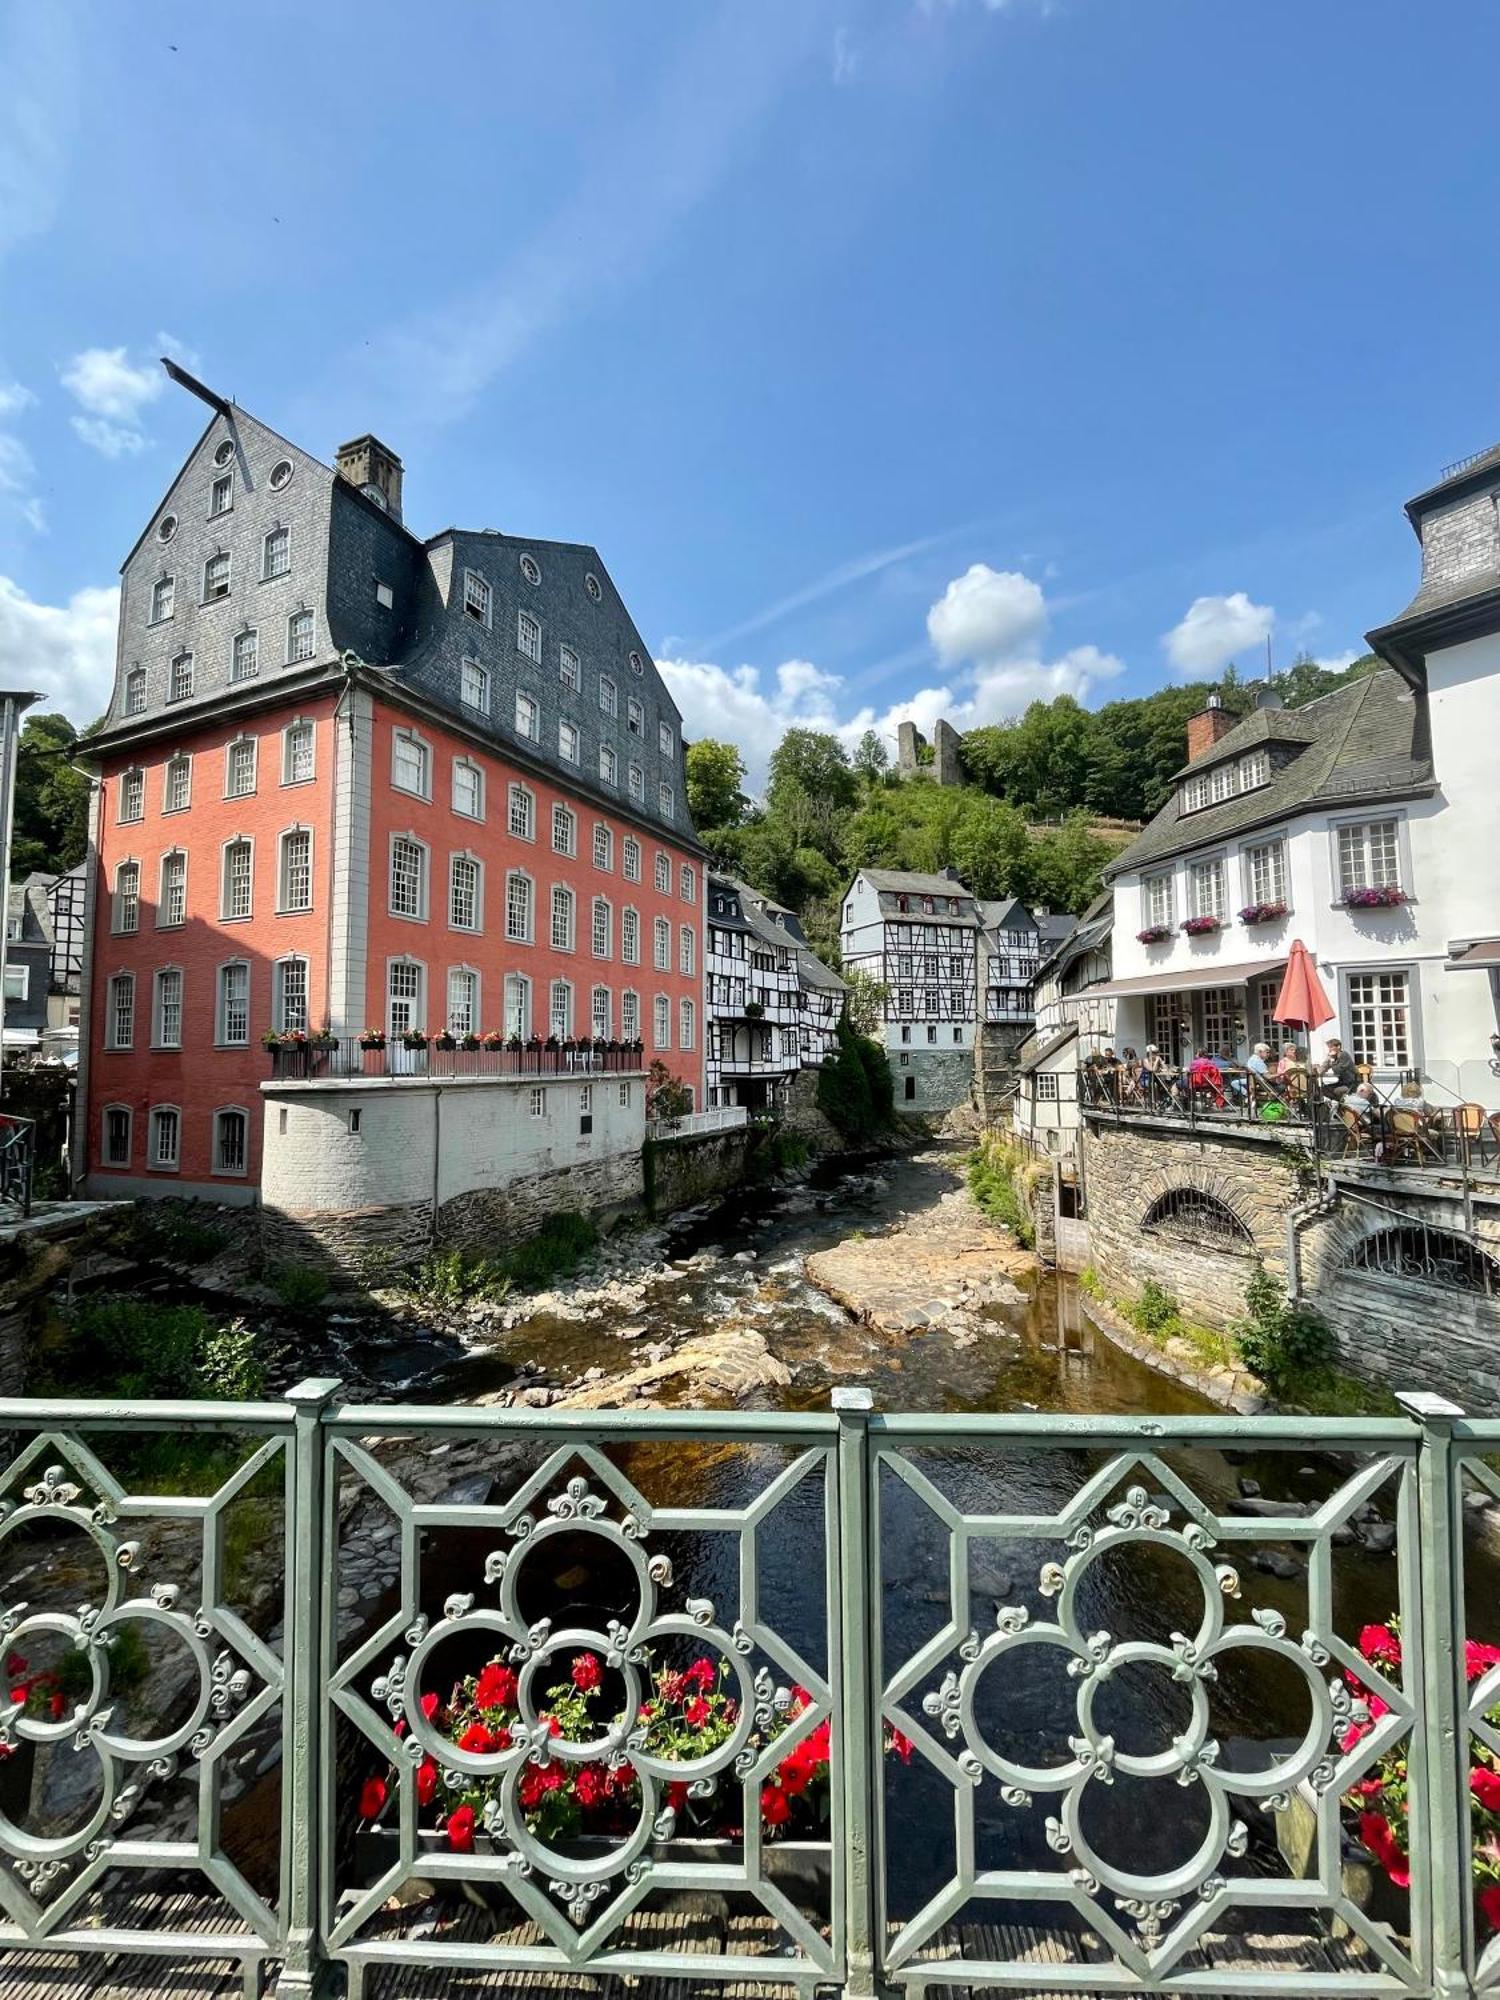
[[644, 1127, 754, 1218]]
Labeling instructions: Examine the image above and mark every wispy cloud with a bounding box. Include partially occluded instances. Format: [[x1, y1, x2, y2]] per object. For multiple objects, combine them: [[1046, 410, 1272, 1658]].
[[60, 344, 164, 457], [344, 1, 834, 428], [0, 372, 42, 533], [695, 528, 959, 656]]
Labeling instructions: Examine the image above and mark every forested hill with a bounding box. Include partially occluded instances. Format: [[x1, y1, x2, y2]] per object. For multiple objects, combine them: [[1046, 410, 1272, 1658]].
[[685, 652, 1382, 964]]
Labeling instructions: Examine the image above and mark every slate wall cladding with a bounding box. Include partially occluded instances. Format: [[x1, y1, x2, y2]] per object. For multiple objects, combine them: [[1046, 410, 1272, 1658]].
[[1082, 1114, 1500, 1407], [1420, 487, 1500, 595], [326, 484, 423, 663], [892, 1046, 973, 1115]]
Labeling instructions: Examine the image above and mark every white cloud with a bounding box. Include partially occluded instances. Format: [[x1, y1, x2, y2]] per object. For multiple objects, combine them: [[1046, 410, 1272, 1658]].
[[60, 344, 165, 456], [0, 575, 118, 720], [660, 657, 849, 792], [832, 25, 860, 82], [927, 563, 1047, 665], [0, 381, 34, 419], [1163, 591, 1275, 677]]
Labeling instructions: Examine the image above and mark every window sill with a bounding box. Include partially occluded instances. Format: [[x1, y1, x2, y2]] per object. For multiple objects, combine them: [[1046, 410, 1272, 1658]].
[[219, 913, 252, 924], [388, 909, 429, 925], [275, 906, 314, 919], [154, 920, 185, 932], [281, 776, 315, 790]]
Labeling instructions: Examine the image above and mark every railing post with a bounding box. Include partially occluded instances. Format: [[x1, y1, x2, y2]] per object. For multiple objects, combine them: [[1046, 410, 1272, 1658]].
[[833, 1386, 882, 1999], [1397, 1389, 1471, 2000], [275, 1377, 342, 1999]]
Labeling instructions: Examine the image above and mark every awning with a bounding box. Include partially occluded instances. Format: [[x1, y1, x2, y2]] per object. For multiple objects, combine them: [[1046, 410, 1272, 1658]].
[[1089, 957, 1289, 1000], [1446, 939, 1500, 970]]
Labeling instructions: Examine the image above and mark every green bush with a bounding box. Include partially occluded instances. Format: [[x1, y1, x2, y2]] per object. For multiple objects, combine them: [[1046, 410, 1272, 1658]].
[[965, 1137, 1035, 1249], [817, 1016, 880, 1140], [499, 1212, 598, 1289], [1126, 1279, 1183, 1341], [42, 1295, 263, 1403], [268, 1262, 329, 1314], [131, 1201, 228, 1266], [1231, 1262, 1336, 1392], [856, 1035, 895, 1124], [767, 1130, 810, 1175], [407, 1248, 512, 1308]]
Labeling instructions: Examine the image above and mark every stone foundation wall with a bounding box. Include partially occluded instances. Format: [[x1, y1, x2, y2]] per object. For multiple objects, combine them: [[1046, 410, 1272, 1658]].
[[644, 1128, 754, 1217], [441, 1151, 645, 1247], [891, 1047, 974, 1117], [777, 1068, 845, 1152], [974, 1023, 1029, 1128]]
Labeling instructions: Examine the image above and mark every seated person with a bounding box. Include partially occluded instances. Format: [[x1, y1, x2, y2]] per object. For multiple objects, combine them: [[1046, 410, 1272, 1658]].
[[1186, 1047, 1226, 1106], [1317, 1037, 1358, 1096], [1246, 1041, 1272, 1081]]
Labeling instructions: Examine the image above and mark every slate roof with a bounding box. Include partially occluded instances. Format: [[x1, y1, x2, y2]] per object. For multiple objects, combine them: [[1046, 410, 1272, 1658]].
[[978, 896, 1035, 935], [1039, 894, 1112, 985], [855, 867, 981, 926], [1038, 911, 1078, 951], [730, 879, 847, 992], [1017, 1023, 1079, 1075], [1105, 669, 1433, 877]]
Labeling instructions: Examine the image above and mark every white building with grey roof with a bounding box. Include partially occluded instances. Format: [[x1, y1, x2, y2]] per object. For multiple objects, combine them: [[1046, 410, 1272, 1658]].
[[704, 875, 846, 1112], [839, 867, 980, 1112]]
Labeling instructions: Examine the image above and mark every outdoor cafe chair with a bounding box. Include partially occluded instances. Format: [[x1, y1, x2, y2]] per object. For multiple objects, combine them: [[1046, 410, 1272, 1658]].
[[1339, 1105, 1372, 1158], [1388, 1107, 1443, 1167], [1456, 1101, 1491, 1165]]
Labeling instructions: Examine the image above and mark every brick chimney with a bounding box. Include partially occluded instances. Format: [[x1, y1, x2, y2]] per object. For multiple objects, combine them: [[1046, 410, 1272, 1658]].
[[1185, 693, 1235, 763], [335, 434, 403, 524]]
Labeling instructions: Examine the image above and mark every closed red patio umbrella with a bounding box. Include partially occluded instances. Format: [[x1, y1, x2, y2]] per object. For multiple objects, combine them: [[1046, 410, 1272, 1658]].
[[1273, 939, 1335, 1036]]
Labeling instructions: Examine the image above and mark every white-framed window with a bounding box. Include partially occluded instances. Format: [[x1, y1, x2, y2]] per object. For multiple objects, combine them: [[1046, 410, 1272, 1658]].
[[119, 767, 145, 823], [618, 1079, 631, 1108], [1181, 772, 1210, 813], [376, 582, 393, 609], [592, 896, 611, 959], [447, 966, 479, 1037], [274, 956, 309, 1034], [551, 884, 576, 952], [621, 989, 640, 1040], [390, 835, 428, 920], [1244, 838, 1286, 907], [680, 864, 695, 902], [226, 734, 257, 798], [654, 851, 670, 893], [222, 836, 254, 920], [653, 994, 671, 1050], [592, 823, 613, 871], [579, 1083, 592, 1117], [515, 690, 539, 742], [112, 860, 140, 935], [559, 719, 580, 764], [621, 907, 639, 964], [450, 851, 482, 931], [287, 609, 315, 661], [392, 728, 431, 798], [282, 718, 315, 785], [453, 758, 484, 820], [505, 972, 531, 1040], [460, 657, 490, 714], [106, 973, 135, 1050], [560, 643, 581, 691], [591, 985, 611, 1040], [464, 569, 492, 626], [262, 527, 290, 580], [1187, 855, 1225, 921], [158, 849, 187, 927], [623, 837, 641, 883], [1034, 1072, 1060, 1103], [169, 650, 194, 702], [278, 826, 313, 912], [517, 608, 541, 661], [217, 961, 250, 1045], [210, 470, 233, 517], [659, 720, 675, 757], [1345, 969, 1413, 1071], [599, 675, 617, 718], [505, 870, 534, 943], [679, 925, 695, 977], [1143, 872, 1174, 929], [1335, 817, 1403, 897], [653, 916, 670, 970], [1209, 760, 1237, 805], [508, 783, 535, 841], [150, 575, 174, 624], [1240, 749, 1270, 789], [680, 997, 695, 1049], [148, 1105, 179, 1171], [599, 744, 617, 787], [124, 665, 147, 714], [387, 957, 425, 1038], [626, 696, 643, 737], [552, 803, 577, 856], [232, 628, 259, 682], [549, 978, 573, 1039], [102, 1105, 132, 1167], [628, 761, 644, 803], [658, 781, 675, 820], [213, 1108, 249, 1177], [203, 551, 231, 601], [528, 1085, 546, 1118]]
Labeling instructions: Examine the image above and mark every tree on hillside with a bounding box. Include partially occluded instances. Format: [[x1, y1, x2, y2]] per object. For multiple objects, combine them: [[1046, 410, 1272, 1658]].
[[948, 796, 1031, 901], [842, 966, 890, 1035], [684, 738, 748, 835], [852, 728, 889, 786], [767, 729, 859, 816], [13, 714, 90, 876]]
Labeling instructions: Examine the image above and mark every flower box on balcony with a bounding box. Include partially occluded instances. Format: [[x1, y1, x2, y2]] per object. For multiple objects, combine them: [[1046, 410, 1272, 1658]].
[[1238, 901, 1289, 926], [400, 1031, 430, 1052], [1179, 915, 1223, 936], [433, 1033, 457, 1052], [744, 1001, 766, 1019], [1135, 924, 1173, 946], [1341, 885, 1406, 909], [358, 1031, 386, 1051]]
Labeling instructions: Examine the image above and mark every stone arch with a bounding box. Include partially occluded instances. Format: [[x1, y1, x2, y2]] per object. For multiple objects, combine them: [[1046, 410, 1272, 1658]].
[[1341, 1222, 1500, 1297], [1140, 1184, 1255, 1253]]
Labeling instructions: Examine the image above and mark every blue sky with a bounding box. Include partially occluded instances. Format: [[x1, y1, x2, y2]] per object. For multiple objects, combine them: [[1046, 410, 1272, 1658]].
[[2, 0, 1498, 787]]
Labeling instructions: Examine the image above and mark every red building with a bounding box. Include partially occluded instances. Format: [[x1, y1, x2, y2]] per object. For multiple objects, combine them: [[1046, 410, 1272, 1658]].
[[79, 366, 704, 1216]]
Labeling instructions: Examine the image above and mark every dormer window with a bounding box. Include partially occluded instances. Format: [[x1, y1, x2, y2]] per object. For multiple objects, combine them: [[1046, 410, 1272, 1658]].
[[464, 570, 491, 626], [1210, 761, 1236, 804], [124, 666, 147, 716], [1240, 749, 1270, 790], [1181, 772, 1211, 813]]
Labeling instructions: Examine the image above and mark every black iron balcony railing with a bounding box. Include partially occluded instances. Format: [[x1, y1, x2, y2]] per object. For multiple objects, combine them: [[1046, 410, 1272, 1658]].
[[265, 1038, 645, 1083]]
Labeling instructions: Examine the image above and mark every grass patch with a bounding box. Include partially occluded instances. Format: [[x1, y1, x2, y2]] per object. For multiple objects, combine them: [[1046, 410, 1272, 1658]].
[[965, 1135, 1040, 1250], [407, 1212, 600, 1302], [129, 1201, 229, 1266], [500, 1211, 598, 1288], [1112, 1279, 1237, 1372], [267, 1262, 330, 1314]]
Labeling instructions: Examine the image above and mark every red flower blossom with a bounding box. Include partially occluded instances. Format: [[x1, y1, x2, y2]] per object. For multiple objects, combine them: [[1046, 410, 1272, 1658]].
[[667, 1781, 689, 1814], [416, 1759, 438, 1807], [419, 1692, 441, 1723], [519, 1762, 564, 1811], [1466, 1642, 1500, 1682], [446, 1804, 476, 1853], [1481, 1884, 1500, 1934], [761, 1784, 791, 1827], [890, 1729, 914, 1765], [572, 1653, 602, 1692], [684, 1658, 716, 1693], [1472, 1766, 1500, 1815], [1359, 1811, 1410, 1888], [1358, 1624, 1402, 1667], [458, 1723, 496, 1755], [358, 1777, 388, 1821], [3, 1652, 25, 1678], [574, 1765, 609, 1810], [778, 1755, 811, 1798], [474, 1663, 518, 1711], [685, 1697, 711, 1728], [48, 1692, 64, 1720], [790, 1686, 813, 1714]]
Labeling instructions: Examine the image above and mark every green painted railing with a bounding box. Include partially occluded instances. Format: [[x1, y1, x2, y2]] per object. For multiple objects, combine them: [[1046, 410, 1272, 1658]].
[[0, 1391, 1496, 1997]]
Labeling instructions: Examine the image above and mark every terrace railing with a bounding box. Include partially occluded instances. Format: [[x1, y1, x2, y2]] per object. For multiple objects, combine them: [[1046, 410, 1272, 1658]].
[[0, 1113, 33, 1216], [0, 1389, 1497, 1997], [265, 1039, 645, 1084]]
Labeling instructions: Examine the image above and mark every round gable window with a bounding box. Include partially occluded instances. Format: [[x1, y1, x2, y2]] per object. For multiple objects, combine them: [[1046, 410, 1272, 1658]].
[[585, 572, 602, 603], [629, 650, 644, 676], [157, 513, 178, 543], [213, 440, 234, 468], [269, 459, 294, 491], [520, 554, 541, 586]]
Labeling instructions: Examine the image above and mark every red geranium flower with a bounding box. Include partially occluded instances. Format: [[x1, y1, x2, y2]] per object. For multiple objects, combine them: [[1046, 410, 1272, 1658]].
[[1359, 1812, 1410, 1888], [1481, 1883, 1500, 1933], [458, 1723, 495, 1755], [419, 1692, 441, 1722], [358, 1777, 388, 1821], [890, 1729, 914, 1764], [685, 1697, 711, 1728], [761, 1784, 791, 1827], [416, 1759, 438, 1807], [684, 1658, 716, 1693], [1358, 1624, 1402, 1667], [446, 1804, 476, 1853], [572, 1654, 602, 1692], [778, 1755, 811, 1797], [1466, 1642, 1500, 1682], [574, 1765, 609, 1810], [667, 1780, 689, 1813], [474, 1663, 518, 1711], [1472, 1766, 1500, 1814]]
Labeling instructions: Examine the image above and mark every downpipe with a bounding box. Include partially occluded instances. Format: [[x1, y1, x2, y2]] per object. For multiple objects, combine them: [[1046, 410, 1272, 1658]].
[[1284, 1170, 1335, 1304]]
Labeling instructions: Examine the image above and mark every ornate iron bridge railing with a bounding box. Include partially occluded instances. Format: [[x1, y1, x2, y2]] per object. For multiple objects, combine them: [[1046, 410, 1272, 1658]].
[[0, 1392, 1496, 1997]]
